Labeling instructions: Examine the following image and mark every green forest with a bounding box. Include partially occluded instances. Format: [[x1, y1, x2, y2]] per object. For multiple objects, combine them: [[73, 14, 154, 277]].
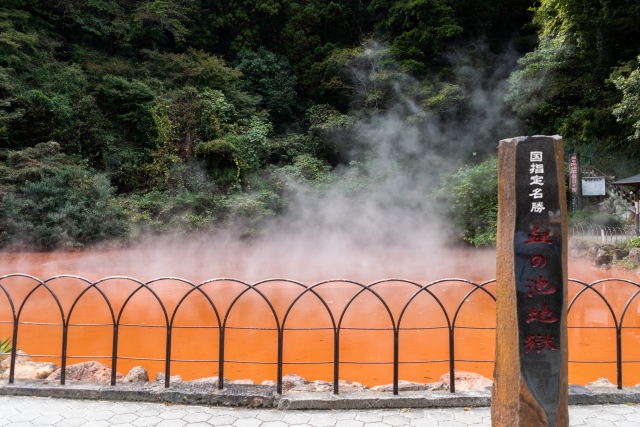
[[1, 0, 640, 250]]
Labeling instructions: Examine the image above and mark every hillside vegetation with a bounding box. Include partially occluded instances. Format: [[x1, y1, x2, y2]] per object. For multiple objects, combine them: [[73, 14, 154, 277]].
[[1, 0, 640, 249]]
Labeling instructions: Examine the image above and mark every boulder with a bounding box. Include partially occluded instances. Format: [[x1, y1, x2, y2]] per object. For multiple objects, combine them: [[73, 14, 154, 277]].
[[612, 248, 629, 261], [629, 248, 640, 265], [261, 380, 276, 386], [282, 373, 308, 392], [189, 376, 231, 385], [0, 361, 58, 380], [289, 380, 332, 393], [371, 380, 443, 392], [586, 245, 599, 261], [585, 377, 616, 388], [595, 247, 613, 266], [0, 350, 30, 371], [46, 361, 124, 382], [122, 366, 149, 382], [232, 379, 255, 385], [439, 371, 492, 392], [286, 379, 369, 393], [155, 372, 183, 383]]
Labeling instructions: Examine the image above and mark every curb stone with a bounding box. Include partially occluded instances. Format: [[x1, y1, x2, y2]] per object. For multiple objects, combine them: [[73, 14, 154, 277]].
[[2, 379, 640, 409]]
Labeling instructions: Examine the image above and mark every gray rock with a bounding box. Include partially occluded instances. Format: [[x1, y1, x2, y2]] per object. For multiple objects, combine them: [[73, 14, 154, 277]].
[[155, 372, 183, 383], [629, 248, 640, 264], [440, 371, 492, 392], [261, 380, 276, 386], [587, 245, 599, 261], [371, 380, 443, 392], [595, 247, 613, 266], [0, 361, 58, 380], [282, 373, 308, 392], [586, 377, 616, 388], [189, 375, 231, 385], [46, 361, 124, 382], [233, 379, 255, 385], [122, 366, 149, 382], [0, 350, 30, 371], [612, 248, 629, 260]]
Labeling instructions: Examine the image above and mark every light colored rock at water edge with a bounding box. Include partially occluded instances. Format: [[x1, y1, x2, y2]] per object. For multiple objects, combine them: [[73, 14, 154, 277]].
[[155, 372, 183, 383], [371, 380, 444, 392], [0, 361, 59, 380], [439, 371, 492, 391], [122, 366, 149, 382], [0, 350, 30, 371], [586, 377, 616, 388], [282, 373, 309, 392], [233, 379, 255, 385], [0, 350, 58, 380], [46, 361, 124, 382], [261, 380, 276, 386], [189, 376, 231, 385]]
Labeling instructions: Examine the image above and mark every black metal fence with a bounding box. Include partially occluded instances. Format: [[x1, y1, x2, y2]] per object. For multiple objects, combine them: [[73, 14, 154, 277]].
[[0, 274, 639, 394]]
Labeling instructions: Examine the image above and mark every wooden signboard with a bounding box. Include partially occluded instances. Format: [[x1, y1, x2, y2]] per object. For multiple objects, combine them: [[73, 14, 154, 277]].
[[492, 135, 569, 427]]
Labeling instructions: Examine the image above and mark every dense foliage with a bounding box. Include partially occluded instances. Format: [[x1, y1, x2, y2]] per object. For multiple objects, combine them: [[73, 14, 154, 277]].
[[438, 158, 498, 247], [1, 0, 639, 249]]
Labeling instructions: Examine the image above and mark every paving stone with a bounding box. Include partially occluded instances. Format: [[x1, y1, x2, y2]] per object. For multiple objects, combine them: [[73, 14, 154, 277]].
[[257, 412, 285, 422], [157, 420, 187, 427], [335, 420, 364, 427], [10, 411, 40, 422], [453, 411, 483, 424], [328, 413, 356, 421], [55, 419, 87, 427], [8, 422, 34, 427], [261, 421, 289, 427], [614, 421, 640, 427], [233, 418, 263, 427], [182, 412, 212, 423], [381, 415, 410, 426], [81, 422, 111, 427], [86, 410, 115, 421], [438, 421, 466, 427], [158, 410, 187, 420], [210, 415, 239, 425], [32, 414, 63, 425], [308, 417, 337, 427], [355, 414, 383, 423], [137, 407, 166, 417], [111, 414, 140, 424], [133, 416, 163, 426], [282, 414, 311, 424], [584, 418, 616, 427]]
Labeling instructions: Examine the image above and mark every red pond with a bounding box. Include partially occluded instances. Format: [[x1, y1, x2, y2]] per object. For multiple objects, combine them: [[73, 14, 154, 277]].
[[0, 247, 639, 387]]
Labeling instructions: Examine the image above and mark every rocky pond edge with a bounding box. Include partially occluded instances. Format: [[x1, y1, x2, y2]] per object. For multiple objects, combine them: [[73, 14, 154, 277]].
[[2, 379, 640, 409]]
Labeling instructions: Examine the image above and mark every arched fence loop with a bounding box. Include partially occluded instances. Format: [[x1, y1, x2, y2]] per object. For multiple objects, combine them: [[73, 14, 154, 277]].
[[0, 275, 639, 393]]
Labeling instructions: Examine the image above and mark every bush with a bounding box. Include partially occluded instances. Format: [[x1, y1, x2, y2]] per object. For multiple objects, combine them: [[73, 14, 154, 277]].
[[438, 158, 498, 247], [0, 142, 127, 249]]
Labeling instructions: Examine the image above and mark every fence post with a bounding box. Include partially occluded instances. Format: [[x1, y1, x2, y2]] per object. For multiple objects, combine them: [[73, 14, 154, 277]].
[[449, 327, 455, 393], [277, 329, 283, 394]]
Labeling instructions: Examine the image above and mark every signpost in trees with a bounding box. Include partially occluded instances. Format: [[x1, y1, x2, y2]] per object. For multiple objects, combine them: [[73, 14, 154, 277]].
[[492, 135, 569, 427]]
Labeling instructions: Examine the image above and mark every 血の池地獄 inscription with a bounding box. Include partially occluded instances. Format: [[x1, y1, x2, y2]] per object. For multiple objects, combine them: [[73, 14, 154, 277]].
[[492, 135, 569, 427]]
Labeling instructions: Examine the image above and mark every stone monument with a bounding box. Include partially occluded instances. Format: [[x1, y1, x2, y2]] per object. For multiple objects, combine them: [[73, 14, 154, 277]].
[[492, 135, 569, 426]]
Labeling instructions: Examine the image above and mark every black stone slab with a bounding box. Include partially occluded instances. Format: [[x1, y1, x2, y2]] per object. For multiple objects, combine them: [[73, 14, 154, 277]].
[[514, 136, 564, 426]]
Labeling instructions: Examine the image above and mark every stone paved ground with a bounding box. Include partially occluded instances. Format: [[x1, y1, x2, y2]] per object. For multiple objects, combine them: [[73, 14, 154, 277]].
[[1, 396, 640, 427]]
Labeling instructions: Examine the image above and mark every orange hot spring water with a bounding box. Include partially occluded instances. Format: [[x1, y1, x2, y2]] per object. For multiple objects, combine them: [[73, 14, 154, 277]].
[[1, 249, 640, 387]]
